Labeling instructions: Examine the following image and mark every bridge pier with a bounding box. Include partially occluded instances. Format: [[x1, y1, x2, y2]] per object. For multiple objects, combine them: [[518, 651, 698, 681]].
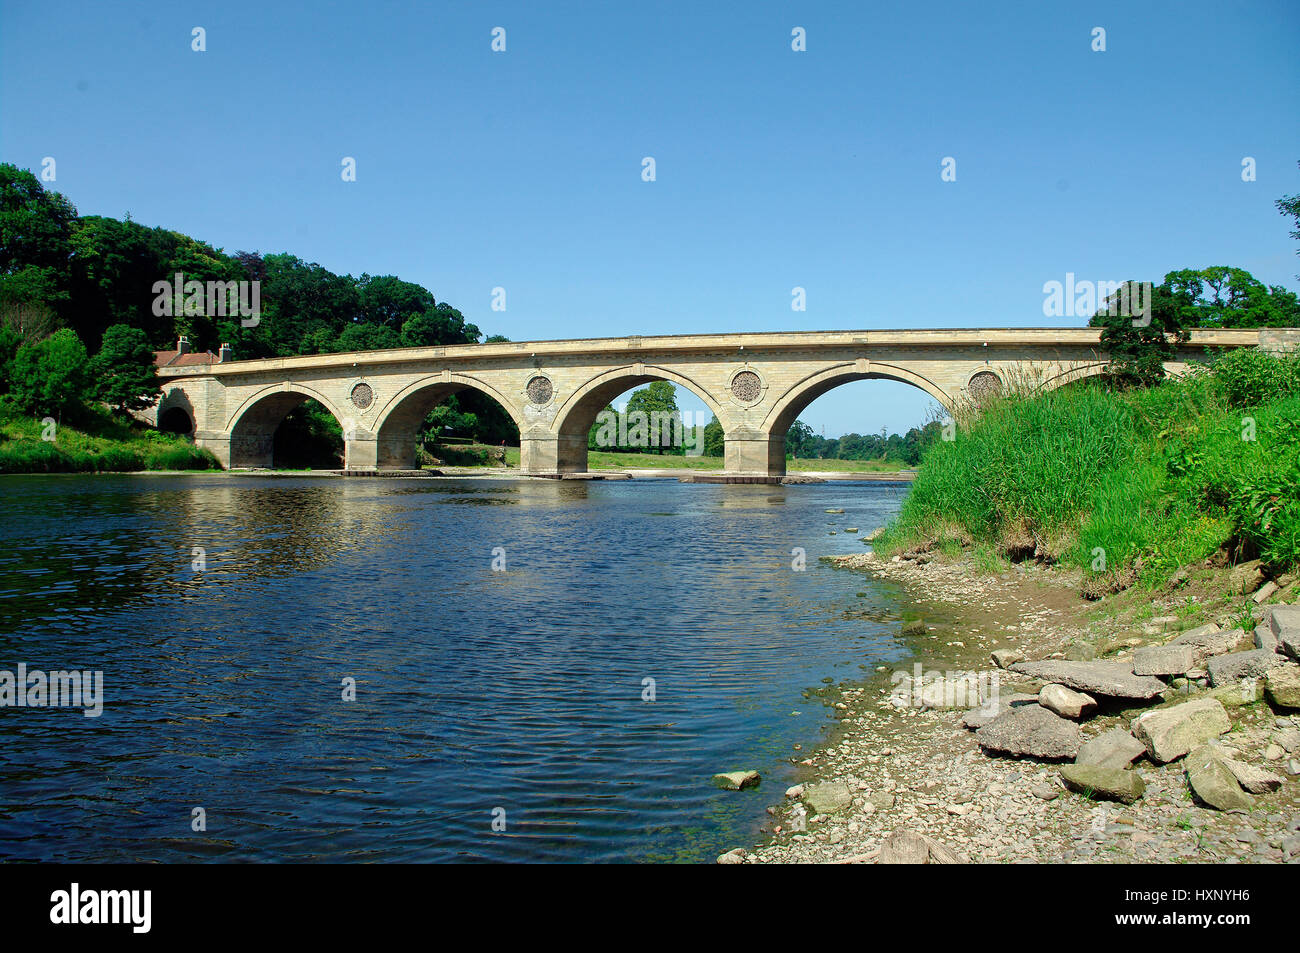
[[195, 432, 231, 468], [724, 430, 786, 477], [345, 433, 378, 470]]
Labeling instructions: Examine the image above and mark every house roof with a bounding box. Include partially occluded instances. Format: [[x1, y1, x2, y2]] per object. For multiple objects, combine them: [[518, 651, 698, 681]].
[[153, 349, 219, 368]]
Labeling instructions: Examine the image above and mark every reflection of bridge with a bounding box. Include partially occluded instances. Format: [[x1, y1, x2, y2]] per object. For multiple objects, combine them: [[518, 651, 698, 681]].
[[148, 327, 1296, 478]]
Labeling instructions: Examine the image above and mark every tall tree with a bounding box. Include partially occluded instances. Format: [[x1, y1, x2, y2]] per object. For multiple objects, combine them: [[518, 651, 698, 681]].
[[92, 323, 161, 413]]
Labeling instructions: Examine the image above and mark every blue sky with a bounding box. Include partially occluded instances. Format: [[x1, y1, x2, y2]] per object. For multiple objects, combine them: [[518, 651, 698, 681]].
[[3, 1, 1298, 435]]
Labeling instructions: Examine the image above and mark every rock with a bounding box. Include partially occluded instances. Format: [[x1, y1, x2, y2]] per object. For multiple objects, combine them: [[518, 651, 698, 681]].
[[1171, 626, 1251, 665], [901, 619, 927, 637], [1230, 561, 1267, 595], [1207, 648, 1285, 687], [1219, 757, 1284, 794], [1185, 747, 1254, 812], [802, 781, 853, 815], [991, 648, 1024, 670], [825, 508, 845, 514], [716, 848, 747, 864], [1010, 660, 1166, 700], [1032, 782, 1060, 800], [1133, 644, 1197, 676], [960, 693, 1037, 729], [865, 528, 885, 542], [1039, 684, 1098, 719], [1065, 643, 1098, 662], [1255, 627, 1280, 652], [1133, 697, 1231, 763], [921, 835, 968, 864], [1266, 664, 1300, 709], [1059, 763, 1146, 804], [1076, 728, 1148, 770], [1265, 744, 1285, 760], [879, 829, 930, 864], [784, 784, 804, 799], [712, 770, 760, 790], [1254, 580, 1279, 604], [866, 791, 895, 811], [1270, 606, 1300, 660], [976, 704, 1082, 760], [1278, 728, 1300, 752]]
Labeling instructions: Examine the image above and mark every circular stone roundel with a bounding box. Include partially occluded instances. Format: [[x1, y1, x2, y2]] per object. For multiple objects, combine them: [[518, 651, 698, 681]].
[[731, 370, 762, 403], [968, 371, 1002, 404], [350, 382, 374, 410], [526, 375, 553, 405]]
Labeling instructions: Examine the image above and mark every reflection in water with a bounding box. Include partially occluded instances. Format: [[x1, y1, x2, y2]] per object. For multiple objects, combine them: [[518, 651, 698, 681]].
[[0, 474, 910, 862]]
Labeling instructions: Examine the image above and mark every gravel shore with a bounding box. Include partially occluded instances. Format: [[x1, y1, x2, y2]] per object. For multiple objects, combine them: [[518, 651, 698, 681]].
[[724, 551, 1300, 865]]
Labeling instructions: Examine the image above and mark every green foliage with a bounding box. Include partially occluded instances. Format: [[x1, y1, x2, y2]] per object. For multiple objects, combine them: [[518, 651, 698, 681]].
[[0, 406, 218, 473], [8, 328, 90, 419], [1208, 347, 1300, 407], [702, 416, 724, 457], [92, 323, 162, 412], [880, 351, 1300, 581]]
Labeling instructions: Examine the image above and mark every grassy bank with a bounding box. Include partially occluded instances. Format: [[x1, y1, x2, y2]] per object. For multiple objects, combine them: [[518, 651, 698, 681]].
[[0, 408, 220, 473], [877, 349, 1300, 591]]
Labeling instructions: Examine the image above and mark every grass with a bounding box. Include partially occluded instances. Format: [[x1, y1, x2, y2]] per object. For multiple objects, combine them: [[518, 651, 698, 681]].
[[0, 406, 220, 474], [877, 349, 1300, 589], [436, 445, 913, 473]]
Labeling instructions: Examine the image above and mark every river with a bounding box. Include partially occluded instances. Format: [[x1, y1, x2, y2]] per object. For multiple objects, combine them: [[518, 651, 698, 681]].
[[0, 474, 913, 862]]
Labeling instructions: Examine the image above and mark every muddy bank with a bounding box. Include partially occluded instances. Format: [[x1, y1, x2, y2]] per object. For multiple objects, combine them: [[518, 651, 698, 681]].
[[724, 551, 1300, 864]]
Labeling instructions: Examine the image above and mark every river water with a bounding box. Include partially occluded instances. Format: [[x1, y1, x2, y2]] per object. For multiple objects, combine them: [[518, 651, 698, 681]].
[[0, 474, 914, 862]]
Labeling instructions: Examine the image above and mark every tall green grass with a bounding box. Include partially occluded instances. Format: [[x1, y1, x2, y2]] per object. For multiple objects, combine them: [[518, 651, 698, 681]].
[[0, 406, 220, 474], [879, 349, 1300, 585]]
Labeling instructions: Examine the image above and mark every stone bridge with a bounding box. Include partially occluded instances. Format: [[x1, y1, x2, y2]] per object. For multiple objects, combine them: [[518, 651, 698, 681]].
[[149, 327, 1296, 478]]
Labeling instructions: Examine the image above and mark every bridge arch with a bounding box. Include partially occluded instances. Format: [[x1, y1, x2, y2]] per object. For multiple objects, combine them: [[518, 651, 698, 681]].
[[372, 372, 524, 469], [763, 362, 955, 439], [226, 383, 348, 469], [551, 364, 729, 473]]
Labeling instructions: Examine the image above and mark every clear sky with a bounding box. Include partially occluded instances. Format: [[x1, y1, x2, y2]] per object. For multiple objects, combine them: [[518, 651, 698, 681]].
[[3, 1, 1298, 435]]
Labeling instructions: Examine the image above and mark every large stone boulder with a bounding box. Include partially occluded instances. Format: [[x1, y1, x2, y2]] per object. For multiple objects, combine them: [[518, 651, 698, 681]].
[[991, 648, 1025, 669], [1265, 663, 1300, 709], [1075, 728, 1147, 770], [1039, 684, 1098, 719], [879, 830, 929, 864], [1133, 697, 1231, 763], [1219, 756, 1284, 794], [1171, 626, 1251, 665], [976, 704, 1082, 760], [1185, 747, 1254, 811], [1133, 644, 1196, 676], [802, 781, 853, 815], [712, 770, 760, 790], [960, 692, 1038, 729], [1059, 763, 1146, 804], [1270, 606, 1300, 660], [1009, 660, 1166, 700], [1206, 648, 1284, 687]]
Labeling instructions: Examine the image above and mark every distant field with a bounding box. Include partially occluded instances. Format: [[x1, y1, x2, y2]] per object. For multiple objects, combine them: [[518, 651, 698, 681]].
[[464, 445, 909, 473]]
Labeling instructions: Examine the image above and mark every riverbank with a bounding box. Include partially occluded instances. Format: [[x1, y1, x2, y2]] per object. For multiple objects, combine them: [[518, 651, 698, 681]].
[[0, 410, 219, 473], [727, 548, 1300, 864]]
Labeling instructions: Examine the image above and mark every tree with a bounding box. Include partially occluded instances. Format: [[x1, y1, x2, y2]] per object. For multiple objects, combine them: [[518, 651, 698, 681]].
[[92, 323, 161, 413], [702, 416, 724, 457], [625, 381, 681, 454], [358, 274, 435, 326], [8, 328, 90, 419], [785, 420, 814, 458], [1090, 279, 1191, 387], [0, 164, 77, 337]]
